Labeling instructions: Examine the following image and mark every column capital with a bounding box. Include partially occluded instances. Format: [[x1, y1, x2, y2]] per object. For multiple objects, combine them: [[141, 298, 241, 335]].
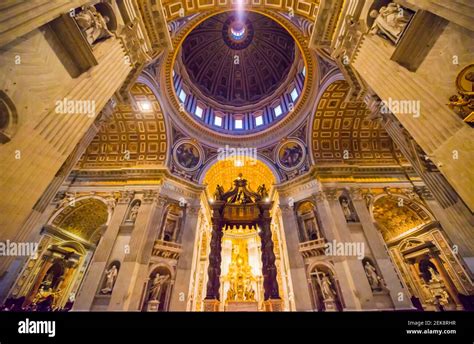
[[349, 187, 364, 201], [118, 190, 135, 204], [142, 190, 159, 204], [323, 188, 339, 201], [414, 186, 435, 201]]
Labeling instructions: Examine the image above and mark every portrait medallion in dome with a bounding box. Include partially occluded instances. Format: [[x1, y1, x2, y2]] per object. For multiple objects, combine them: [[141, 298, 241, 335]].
[[276, 139, 306, 171], [173, 139, 203, 172]]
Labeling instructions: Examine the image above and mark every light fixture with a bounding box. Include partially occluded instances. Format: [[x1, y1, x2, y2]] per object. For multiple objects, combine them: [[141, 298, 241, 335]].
[[140, 101, 152, 112]]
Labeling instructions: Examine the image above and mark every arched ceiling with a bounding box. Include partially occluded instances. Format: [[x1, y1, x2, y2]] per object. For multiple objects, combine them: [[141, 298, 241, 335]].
[[76, 83, 167, 170], [373, 196, 432, 242], [311, 80, 405, 165], [203, 158, 276, 197], [52, 198, 108, 244], [181, 11, 295, 107]]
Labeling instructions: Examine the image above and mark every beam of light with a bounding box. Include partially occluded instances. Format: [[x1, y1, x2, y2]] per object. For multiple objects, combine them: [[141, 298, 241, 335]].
[[235, 0, 245, 22]]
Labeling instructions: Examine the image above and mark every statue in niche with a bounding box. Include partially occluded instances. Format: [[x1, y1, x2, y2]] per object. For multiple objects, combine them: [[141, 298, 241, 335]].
[[364, 261, 384, 291], [148, 273, 170, 301], [127, 202, 140, 222], [369, 3, 412, 44], [340, 197, 356, 222], [75, 5, 112, 45], [162, 219, 176, 242], [304, 219, 316, 240], [320, 273, 337, 301], [101, 264, 118, 294]]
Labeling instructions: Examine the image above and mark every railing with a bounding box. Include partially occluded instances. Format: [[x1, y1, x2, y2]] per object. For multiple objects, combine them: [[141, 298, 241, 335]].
[[152, 239, 182, 259], [298, 238, 327, 258]]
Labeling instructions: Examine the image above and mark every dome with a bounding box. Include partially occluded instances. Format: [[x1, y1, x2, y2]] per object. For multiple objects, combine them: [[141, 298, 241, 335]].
[[172, 11, 306, 136], [181, 11, 296, 107]]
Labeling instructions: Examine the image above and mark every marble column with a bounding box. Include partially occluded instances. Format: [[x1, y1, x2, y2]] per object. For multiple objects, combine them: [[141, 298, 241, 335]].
[[278, 203, 313, 311], [73, 191, 133, 311], [108, 190, 164, 311], [258, 202, 280, 300], [350, 188, 413, 309], [168, 203, 201, 311], [203, 201, 224, 311], [313, 190, 370, 310]]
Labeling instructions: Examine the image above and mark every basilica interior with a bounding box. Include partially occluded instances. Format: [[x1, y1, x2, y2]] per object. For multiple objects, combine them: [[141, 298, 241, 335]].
[[0, 0, 473, 313]]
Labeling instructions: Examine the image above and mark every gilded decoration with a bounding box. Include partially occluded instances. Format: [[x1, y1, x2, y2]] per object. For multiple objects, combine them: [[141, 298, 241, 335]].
[[372, 196, 431, 242], [51, 198, 108, 243], [77, 83, 168, 169]]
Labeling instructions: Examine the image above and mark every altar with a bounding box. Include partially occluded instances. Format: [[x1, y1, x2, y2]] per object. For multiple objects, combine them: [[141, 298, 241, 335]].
[[225, 301, 259, 312]]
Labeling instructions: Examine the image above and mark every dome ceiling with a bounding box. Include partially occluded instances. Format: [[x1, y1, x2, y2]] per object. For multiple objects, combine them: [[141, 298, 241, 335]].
[[181, 11, 296, 107]]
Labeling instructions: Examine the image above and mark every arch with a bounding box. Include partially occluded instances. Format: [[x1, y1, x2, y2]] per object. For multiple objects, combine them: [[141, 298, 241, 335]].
[[57, 241, 87, 256], [370, 193, 434, 242], [307, 261, 344, 311], [200, 155, 279, 196], [158, 203, 184, 242], [49, 195, 113, 226], [295, 200, 324, 242], [49, 196, 110, 244]]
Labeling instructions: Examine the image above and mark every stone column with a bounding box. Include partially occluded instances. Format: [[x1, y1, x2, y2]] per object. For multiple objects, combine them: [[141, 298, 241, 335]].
[[203, 201, 224, 311], [73, 191, 133, 311], [350, 188, 413, 309], [0, 103, 116, 302], [168, 203, 201, 311], [108, 190, 164, 311], [278, 203, 313, 311], [312, 190, 365, 310], [258, 201, 281, 311]]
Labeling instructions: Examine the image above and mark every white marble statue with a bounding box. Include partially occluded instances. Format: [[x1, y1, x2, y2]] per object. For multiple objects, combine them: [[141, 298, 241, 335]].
[[364, 261, 382, 290], [320, 274, 336, 301], [101, 265, 118, 294], [127, 203, 140, 222], [75, 5, 112, 45], [369, 3, 411, 43], [148, 274, 170, 301], [341, 197, 353, 221]]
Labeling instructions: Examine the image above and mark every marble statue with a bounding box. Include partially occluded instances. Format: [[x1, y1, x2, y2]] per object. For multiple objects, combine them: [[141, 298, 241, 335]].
[[101, 265, 118, 294], [369, 3, 411, 43], [148, 274, 169, 301], [75, 5, 112, 45], [320, 274, 336, 301], [364, 261, 383, 290], [340, 197, 354, 221], [127, 203, 140, 222]]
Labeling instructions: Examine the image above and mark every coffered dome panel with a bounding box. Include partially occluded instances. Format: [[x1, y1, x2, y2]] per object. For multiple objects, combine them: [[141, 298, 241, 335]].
[[77, 83, 168, 169], [181, 11, 295, 107]]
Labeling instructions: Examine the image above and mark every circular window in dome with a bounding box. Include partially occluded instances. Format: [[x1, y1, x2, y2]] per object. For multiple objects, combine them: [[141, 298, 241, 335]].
[[174, 11, 306, 135]]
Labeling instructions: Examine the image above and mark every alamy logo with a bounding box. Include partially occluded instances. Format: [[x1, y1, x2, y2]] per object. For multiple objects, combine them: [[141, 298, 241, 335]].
[[324, 240, 365, 260], [0, 240, 38, 258], [18, 318, 56, 337], [380, 98, 420, 118], [55, 98, 96, 118], [217, 145, 257, 166]]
